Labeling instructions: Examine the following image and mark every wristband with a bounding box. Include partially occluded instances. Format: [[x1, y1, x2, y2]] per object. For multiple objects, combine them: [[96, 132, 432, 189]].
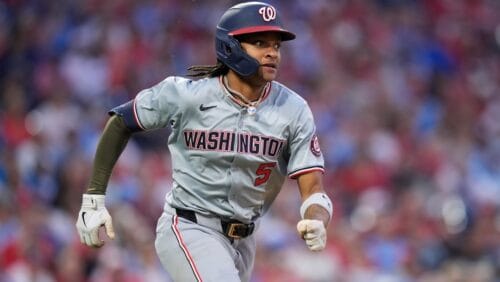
[[82, 194, 106, 209], [300, 193, 333, 220]]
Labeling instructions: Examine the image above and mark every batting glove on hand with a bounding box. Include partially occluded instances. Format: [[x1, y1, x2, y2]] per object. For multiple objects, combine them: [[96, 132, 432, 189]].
[[297, 219, 327, 251], [76, 194, 115, 248]]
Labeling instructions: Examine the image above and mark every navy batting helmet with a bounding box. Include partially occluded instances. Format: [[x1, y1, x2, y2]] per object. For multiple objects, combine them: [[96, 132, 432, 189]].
[[215, 1, 296, 77]]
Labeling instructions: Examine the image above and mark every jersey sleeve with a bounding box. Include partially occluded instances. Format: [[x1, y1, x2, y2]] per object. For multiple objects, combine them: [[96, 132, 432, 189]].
[[287, 103, 325, 179], [109, 76, 181, 131]]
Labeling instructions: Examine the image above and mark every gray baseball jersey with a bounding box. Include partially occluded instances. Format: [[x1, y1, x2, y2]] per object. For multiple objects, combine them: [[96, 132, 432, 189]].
[[113, 75, 324, 222], [111, 75, 324, 281]]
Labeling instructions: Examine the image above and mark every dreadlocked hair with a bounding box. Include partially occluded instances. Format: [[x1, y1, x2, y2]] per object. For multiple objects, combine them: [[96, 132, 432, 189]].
[[187, 61, 229, 78]]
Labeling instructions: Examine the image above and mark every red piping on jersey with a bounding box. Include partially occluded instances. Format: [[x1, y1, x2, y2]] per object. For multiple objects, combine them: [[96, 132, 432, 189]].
[[132, 99, 146, 131], [171, 215, 203, 282], [218, 76, 272, 107], [289, 167, 325, 179]]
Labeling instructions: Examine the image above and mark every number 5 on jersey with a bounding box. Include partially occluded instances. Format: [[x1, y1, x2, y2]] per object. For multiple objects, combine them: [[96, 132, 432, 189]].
[[254, 163, 277, 186]]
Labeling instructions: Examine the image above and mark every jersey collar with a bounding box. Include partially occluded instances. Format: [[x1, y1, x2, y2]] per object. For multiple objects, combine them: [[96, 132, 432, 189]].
[[218, 76, 272, 108]]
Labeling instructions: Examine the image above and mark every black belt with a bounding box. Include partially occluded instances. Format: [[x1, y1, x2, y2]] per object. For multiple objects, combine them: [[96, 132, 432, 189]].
[[175, 208, 255, 239]]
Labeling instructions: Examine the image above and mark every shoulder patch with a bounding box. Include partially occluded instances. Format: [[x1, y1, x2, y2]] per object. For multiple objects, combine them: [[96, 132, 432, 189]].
[[310, 134, 322, 157]]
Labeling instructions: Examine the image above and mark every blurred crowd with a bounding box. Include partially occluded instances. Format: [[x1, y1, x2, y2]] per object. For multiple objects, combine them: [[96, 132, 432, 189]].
[[1, 0, 500, 281]]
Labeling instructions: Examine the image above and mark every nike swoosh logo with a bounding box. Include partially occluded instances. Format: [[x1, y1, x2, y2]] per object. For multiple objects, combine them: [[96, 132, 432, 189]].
[[82, 212, 87, 227], [199, 104, 217, 111]]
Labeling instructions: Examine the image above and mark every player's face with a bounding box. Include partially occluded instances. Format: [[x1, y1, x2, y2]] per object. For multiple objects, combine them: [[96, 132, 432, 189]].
[[239, 32, 282, 82]]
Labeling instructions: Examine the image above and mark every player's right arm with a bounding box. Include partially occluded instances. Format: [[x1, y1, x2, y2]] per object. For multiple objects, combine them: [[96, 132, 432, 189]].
[[75, 115, 132, 248], [76, 76, 183, 247]]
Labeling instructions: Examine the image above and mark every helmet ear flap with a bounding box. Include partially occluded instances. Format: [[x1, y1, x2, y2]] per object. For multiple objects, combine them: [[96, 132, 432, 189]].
[[215, 30, 260, 77], [224, 41, 232, 54], [217, 33, 238, 58]]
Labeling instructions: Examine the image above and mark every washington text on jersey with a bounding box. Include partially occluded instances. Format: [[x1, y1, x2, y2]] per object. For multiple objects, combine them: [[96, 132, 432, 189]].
[[183, 129, 286, 158]]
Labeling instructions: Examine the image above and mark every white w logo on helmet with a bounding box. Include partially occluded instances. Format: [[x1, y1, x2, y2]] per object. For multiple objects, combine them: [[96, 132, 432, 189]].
[[258, 6, 276, 22]]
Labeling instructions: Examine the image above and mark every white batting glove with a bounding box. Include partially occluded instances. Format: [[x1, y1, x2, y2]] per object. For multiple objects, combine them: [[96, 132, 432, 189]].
[[296, 219, 327, 251], [76, 194, 115, 248]]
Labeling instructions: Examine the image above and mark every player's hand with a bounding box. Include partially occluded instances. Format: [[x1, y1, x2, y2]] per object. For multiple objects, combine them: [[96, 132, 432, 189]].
[[296, 219, 326, 251], [76, 194, 115, 248]]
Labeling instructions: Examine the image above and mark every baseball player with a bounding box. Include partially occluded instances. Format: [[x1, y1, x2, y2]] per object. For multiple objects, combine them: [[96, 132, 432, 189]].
[[76, 2, 333, 281]]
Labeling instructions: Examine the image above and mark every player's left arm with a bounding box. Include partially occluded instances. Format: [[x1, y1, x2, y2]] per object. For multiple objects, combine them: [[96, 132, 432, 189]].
[[284, 98, 332, 251], [296, 171, 333, 251], [297, 171, 331, 226]]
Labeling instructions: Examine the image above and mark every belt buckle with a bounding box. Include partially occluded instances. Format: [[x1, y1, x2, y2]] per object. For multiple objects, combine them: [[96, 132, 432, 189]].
[[227, 223, 245, 239]]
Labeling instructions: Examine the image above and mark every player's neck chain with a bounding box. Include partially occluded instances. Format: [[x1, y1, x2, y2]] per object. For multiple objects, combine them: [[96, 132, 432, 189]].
[[221, 75, 269, 115]]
